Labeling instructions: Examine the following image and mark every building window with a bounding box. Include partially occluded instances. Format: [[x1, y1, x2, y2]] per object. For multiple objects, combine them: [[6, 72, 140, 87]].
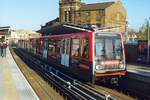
[[96, 15, 101, 21], [77, 20, 81, 24], [85, 12, 90, 16], [117, 13, 120, 20], [96, 10, 105, 22], [64, 11, 71, 22], [65, 11, 68, 22], [86, 18, 90, 23], [68, 11, 71, 22], [96, 23, 101, 28], [77, 13, 81, 17]]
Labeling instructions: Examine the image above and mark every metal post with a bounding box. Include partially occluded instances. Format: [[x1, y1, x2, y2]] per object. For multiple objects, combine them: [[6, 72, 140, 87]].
[[147, 18, 150, 63]]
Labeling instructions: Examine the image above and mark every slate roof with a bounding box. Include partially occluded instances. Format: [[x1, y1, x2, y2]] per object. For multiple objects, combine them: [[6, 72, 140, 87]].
[[79, 2, 114, 11]]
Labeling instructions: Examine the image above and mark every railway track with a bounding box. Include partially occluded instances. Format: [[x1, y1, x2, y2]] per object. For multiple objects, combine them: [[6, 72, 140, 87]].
[[13, 48, 134, 100], [10, 48, 64, 100]]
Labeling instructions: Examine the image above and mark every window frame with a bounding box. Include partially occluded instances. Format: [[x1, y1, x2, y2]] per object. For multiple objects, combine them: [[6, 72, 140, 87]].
[[81, 38, 89, 59], [71, 38, 80, 57]]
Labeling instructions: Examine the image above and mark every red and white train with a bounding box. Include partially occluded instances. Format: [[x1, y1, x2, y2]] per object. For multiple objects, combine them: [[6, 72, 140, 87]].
[[19, 30, 126, 83]]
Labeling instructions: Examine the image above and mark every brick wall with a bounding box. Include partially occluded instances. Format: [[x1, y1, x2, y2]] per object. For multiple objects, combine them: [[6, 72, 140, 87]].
[[60, 1, 127, 33]]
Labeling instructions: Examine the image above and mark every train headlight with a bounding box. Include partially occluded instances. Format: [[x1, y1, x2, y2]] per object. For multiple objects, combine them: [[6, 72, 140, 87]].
[[120, 64, 124, 69], [100, 61, 105, 66], [96, 65, 104, 70], [96, 65, 99, 70]]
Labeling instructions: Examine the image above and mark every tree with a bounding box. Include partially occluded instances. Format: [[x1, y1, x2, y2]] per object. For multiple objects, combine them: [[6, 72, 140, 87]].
[[124, 28, 138, 42], [138, 20, 150, 40]]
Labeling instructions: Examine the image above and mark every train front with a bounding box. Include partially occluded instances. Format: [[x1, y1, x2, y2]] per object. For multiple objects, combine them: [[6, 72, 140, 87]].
[[93, 32, 126, 83]]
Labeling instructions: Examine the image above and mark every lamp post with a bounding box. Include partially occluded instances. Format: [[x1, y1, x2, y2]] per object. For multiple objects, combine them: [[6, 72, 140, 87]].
[[147, 18, 150, 63]]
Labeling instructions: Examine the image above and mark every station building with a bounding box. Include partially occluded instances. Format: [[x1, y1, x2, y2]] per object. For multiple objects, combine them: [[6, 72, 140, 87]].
[[59, 0, 127, 33], [38, 0, 127, 36], [9, 29, 41, 46]]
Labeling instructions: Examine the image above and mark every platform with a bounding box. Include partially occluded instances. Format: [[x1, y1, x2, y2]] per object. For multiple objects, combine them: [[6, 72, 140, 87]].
[[127, 64, 150, 77], [0, 48, 39, 100], [127, 64, 150, 84]]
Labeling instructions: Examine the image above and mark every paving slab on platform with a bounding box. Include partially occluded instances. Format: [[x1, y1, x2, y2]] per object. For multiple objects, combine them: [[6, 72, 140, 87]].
[[127, 64, 150, 77], [0, 48, 39, 100]]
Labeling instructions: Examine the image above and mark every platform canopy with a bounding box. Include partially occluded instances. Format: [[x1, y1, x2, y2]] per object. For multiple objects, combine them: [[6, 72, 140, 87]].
[[37, 22, 122, 36], [0, 26, 10, 35], [37, 23, 94, 36]]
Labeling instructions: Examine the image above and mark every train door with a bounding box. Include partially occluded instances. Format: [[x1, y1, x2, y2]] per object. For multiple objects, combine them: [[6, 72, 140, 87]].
[[33, 39, 37, 55], [43, 38, 48, 59], [61, 39, 70, 67]]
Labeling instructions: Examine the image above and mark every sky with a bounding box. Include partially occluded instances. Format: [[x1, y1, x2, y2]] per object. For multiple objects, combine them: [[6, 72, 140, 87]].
[[0, 0, 150, 31]]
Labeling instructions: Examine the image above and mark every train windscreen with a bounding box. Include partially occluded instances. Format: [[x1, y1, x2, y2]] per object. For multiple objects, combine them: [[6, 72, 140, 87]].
[[95, 33, 125, 71]]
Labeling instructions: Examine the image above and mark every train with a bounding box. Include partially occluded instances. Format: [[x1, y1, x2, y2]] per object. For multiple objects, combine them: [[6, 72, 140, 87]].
[[18, 30, 126, 84]]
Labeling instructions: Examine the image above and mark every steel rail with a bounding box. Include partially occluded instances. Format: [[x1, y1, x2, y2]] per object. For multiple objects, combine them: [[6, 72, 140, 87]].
[[14, 48, 116, 100]]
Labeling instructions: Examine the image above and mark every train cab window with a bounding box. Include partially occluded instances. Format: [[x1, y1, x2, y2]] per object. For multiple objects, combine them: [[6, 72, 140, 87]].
[[72, 39, 80, 57], [81, 39, 89, 58]]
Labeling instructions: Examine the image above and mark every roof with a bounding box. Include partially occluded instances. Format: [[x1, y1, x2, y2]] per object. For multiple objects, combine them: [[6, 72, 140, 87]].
[[37, 23, 94, 36], [41, 17, 59, 29], [79, 2, 114, 11], [0, 26, 10, 29], [37, 22, 122, 36], [0, 32, 7, 35], [0, 26, 10, 35]]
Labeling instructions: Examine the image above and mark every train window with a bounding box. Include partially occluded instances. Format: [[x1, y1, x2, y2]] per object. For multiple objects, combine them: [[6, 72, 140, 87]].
[[30, 40, 34, 53], [33, 39, 36, 48], [48, 40, 61, 57], [56, 41, 61, 54], [39, 39, 44, 55], [62, 39, 65, 54], [48, 40, 55, 56], [72, 39, 80, 57], [44, 39, 49, 49], [36, 39, 43, 55], [81, 39, 89, 58], [95, 39, 105, 57], [36, 39, 40, 54]]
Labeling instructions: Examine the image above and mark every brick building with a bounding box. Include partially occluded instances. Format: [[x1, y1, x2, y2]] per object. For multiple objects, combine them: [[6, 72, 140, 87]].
[[59, 0, 127, 32]]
